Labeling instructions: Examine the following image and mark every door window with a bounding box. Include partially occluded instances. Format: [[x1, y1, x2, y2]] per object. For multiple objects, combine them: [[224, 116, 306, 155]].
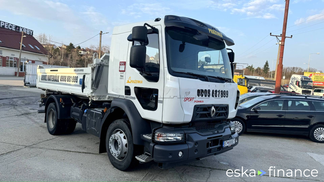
[[288, 100, 310, 110], [257, 100, 283, 110], [144, 33, 160, 82], [313, 101, 324, 111]]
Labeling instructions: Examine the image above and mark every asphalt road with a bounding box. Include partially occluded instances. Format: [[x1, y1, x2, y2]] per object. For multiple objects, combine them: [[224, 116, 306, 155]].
[[0, 77, 323, 181]]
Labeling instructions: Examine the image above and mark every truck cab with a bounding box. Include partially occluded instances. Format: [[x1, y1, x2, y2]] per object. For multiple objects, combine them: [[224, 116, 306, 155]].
[[37, 15, 239, 171], [288, 74, 313, 95]]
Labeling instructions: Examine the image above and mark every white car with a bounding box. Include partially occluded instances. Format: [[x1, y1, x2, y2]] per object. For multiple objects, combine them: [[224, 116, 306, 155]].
[[313, 88, 324, 96]]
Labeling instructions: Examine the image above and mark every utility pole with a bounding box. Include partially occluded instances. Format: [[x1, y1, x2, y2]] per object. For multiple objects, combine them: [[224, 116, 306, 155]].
[[270, 33, 292, 80], [98, 31, 109, 58], [61, 43, 64, 66], [17, 32, 26, 77], [99, 31, 102, 58], [275, 0, 290, 94]]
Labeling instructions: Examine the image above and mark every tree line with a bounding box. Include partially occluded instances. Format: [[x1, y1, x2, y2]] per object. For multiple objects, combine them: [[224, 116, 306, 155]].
[[243, 60, 320, 80], [36, 34, 109, 67]]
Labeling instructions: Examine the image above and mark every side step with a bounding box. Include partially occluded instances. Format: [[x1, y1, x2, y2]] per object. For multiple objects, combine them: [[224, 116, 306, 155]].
[[135, 153, 153, 163]]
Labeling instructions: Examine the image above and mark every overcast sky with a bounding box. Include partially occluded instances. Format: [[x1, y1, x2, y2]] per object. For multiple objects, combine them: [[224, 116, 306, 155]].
[[0, 0, 323, 71]]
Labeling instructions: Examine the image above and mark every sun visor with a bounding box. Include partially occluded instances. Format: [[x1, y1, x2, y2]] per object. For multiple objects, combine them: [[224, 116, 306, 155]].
[[164, 15, 235, 46]]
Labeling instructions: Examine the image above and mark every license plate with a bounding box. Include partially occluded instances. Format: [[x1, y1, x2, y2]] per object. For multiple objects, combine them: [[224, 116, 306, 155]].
[[223, 138, 236, 147]]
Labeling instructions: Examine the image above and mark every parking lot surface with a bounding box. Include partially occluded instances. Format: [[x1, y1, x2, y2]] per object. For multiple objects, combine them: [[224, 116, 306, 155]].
[[0, 77, 323, 181]]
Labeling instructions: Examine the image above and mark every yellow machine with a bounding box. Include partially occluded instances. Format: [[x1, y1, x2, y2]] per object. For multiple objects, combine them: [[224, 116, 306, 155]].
[[233, 75, 248, 95]]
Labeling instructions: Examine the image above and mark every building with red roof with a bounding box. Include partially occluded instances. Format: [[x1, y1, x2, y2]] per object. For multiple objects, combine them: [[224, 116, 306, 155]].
[[0, 20, 48, 76]]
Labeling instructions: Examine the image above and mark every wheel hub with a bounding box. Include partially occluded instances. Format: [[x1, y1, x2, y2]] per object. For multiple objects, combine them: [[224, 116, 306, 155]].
[[109, 129, 128, 160], [314, 127, 324, 141], [233, 121, 243, 134], [48, 109, 55, 129]]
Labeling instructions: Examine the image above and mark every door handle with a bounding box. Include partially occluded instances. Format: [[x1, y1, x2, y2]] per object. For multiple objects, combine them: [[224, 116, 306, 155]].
[[277, 114, 284, 117], [307, 115, 314, 118]]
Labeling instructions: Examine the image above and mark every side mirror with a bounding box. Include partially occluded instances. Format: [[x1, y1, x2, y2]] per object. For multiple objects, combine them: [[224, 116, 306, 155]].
[[130, 26, 148, 43], [296, 81, 299, 87], [228, 52, 235, 63], [253, 106, 261, 112], [205, 57, 211, 63], [128, 26, 148, 69], [130, 45, 146, 69]]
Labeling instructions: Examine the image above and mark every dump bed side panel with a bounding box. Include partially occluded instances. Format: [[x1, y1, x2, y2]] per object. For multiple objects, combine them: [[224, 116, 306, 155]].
[[36, 67, 92, 97]]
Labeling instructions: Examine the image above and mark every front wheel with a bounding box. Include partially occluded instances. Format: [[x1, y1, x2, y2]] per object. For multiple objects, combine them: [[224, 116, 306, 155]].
[[310, 125, 324, 143], [231, 118, 246, 135], [106, 119, 137, 171]]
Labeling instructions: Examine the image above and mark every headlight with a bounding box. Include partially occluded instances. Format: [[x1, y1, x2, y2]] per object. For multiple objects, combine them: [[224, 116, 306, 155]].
[[154, 132, 184, 142], [229, 121, 236, 133]]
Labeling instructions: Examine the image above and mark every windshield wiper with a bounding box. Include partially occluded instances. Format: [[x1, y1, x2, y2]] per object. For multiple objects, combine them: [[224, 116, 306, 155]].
[[206, 75, 232, 82], [174, 71, 233, 83], [173, 71, 209, 81]]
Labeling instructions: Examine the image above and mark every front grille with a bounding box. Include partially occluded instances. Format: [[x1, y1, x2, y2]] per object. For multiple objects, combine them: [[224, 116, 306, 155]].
[[192, 105, 228, 121], [302, 90, 312, 95]]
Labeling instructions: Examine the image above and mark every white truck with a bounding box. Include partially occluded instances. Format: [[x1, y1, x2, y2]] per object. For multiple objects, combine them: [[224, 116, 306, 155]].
[[288, 74, 313, 95], [36, 15, 239, 171]]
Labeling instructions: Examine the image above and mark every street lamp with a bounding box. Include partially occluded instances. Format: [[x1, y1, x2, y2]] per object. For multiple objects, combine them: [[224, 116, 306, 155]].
[[308, 52, 320, 72]]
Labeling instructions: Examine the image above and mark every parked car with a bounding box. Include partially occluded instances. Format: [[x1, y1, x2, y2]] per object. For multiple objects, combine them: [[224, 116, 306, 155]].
[[231, 95, 324, 142], [313, 88, 324, 97], [267, 86, 298, 95], [239, 92, 273, 105], [249, 86, 273, 92]]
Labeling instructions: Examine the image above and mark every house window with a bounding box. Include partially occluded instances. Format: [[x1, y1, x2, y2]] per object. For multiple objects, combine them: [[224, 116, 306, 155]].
[[35, 46, 40, 50], [29, 44, 34, 49], [0, 50, 2, 55], [6, 57, 16, 67]]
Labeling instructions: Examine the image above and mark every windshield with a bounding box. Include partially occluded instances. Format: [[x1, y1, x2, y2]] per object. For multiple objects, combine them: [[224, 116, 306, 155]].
[[301, 81, 313, 89], [165, 27, 232, 80]]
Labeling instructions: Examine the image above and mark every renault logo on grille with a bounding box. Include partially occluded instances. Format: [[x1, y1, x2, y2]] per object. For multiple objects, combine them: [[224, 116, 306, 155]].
[[211, 106, 216, 117]]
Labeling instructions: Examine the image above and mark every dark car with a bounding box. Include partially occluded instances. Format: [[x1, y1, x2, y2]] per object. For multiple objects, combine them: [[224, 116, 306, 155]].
[[231, 95, 324, 142]]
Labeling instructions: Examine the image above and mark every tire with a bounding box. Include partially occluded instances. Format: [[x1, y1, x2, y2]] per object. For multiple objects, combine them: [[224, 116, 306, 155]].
[[106, 119, 137, 171], [231, 118, 246, 135], [64, 119, 77, 134], [46, 103, 65, 135], [46, 103, 76, 135], [309, 124, 324, 143]]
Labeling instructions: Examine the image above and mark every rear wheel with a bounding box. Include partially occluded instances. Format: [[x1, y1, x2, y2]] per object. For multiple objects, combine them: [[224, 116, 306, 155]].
[[310, 125, 324, 143], [46, 103, 65, 135], [64, 119, 77, 134], [46, 103, 76, 135], [231, 118, 246, 135], [106, 119, 138, 171]]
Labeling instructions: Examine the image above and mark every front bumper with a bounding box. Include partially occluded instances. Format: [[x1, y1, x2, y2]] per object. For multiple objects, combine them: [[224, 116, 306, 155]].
[[151, 126, 239, 163]]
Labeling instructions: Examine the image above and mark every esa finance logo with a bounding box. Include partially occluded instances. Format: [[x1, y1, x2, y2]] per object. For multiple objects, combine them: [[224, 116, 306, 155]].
[[226, 166, 319, 178]]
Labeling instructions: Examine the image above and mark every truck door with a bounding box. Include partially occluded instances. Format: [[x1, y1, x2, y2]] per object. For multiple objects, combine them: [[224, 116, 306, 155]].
[[125, 25, 164, 123]]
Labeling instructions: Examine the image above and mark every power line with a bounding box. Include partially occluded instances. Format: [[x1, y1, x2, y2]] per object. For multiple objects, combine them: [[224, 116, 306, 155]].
[[238, 38, 275, 59], [237, 35, 269, 55], [287, 20, 324, 33], [75, 33, 99, 46], [294, 26, 324, 35]]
